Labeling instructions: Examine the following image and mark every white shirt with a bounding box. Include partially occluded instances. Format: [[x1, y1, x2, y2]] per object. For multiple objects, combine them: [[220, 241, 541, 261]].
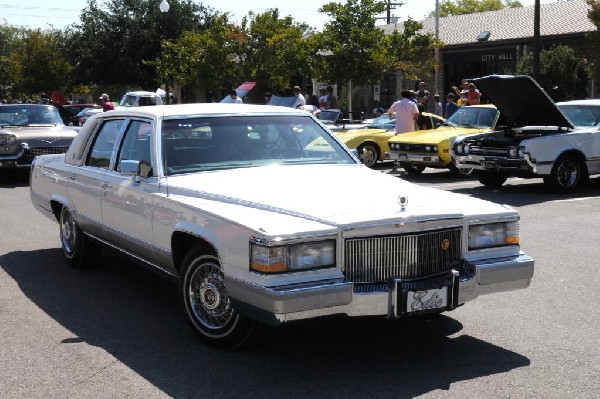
[[293, 93, 306, 109], [388, 99, 419, 134]]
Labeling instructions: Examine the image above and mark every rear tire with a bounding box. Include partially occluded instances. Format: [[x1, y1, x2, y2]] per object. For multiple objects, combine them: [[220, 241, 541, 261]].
[[180, 248, 254, 350], [543, 154, 586, 193], [59, 206, 99, 269], [477, 172, 507, 188]]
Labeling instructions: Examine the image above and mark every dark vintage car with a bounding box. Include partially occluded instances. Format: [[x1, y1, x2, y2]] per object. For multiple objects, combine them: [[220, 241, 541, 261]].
[[0, 104, 78, 169], [63, 103, 102, 126], [452, 75, 600, 193]]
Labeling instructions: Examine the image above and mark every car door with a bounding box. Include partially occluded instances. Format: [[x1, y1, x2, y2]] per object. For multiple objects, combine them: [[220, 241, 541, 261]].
[[101, 118, 158, 261], [66, 118, 127, 239]]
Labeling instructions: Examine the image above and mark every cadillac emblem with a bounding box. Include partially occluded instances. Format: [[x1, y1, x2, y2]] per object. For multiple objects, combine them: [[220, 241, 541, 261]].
[[441, 239, 450, 250], [397, 195, 408, 211]]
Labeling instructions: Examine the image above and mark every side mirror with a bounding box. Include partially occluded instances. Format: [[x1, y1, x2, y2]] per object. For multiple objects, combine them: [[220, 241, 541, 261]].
[[120, 159, 141, 177]]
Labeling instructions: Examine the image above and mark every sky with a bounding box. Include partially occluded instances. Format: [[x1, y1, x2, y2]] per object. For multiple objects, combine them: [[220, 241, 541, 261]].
[[1, 0, 557, 31]]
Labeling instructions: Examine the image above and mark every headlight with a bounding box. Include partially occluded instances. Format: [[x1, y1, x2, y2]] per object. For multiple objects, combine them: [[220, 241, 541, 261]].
[[508, 146, 517, 158], [250, 240, 335, 273], [517, 146, 526, 158], [463, 144, 470, 155], [468, 221, 520, 249], [0, 134, 17, 144], [454, 144, 463, 155], [391, 143, 399, 150]]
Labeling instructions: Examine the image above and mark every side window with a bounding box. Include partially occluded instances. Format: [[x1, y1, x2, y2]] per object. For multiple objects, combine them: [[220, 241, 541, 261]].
[[86, 119, 125, 169], [116, 120, 153, 176]]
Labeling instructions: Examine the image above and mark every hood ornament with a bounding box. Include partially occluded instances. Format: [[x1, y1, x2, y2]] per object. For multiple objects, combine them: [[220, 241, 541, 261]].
[[398, 195, 408, 211]]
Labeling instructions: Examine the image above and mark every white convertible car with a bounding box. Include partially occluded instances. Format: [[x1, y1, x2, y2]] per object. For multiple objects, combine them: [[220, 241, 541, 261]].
[[30, 103, 534, 349]]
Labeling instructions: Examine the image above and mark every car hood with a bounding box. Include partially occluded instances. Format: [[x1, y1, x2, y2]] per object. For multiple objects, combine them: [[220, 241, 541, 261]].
[[165, 164, 513, 233], [388, 126, 490, 144], [0, 125, 79, 141], [335, 128, 390, 141], [472, 75, 573, 129]]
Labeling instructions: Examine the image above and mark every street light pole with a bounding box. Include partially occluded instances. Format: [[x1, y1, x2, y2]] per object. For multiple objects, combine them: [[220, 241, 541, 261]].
[[159, 0, 170, 105]]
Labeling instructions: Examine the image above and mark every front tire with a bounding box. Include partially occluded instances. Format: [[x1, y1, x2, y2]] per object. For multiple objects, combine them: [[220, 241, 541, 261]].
[[357, 143, 380, 168], [477, 172, 507, 188], [401, 163, 426, 175], [59, 206, 99, 269], [543, 154, 586, 193], [180, 249, 254, 350]]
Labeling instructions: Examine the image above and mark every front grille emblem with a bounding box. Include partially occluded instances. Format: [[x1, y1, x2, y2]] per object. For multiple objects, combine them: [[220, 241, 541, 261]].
[[441, 239, 450, 250]]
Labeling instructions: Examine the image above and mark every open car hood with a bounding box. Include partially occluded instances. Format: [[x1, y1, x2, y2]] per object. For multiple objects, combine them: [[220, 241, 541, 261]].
[[472, 75, 573, 129]]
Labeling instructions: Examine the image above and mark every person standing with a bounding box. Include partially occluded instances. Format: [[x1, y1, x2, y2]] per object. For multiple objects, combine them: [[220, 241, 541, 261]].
[[99, 93, 114, 111], [326, 86, 338, 109], [292, 86, 306, 109], [228, 89, 243, 104], [318, 87, 329, 110], [466, 83, 481, 105], [416, 81, 430, 112], [445, 93, 459, 119], [388, 90, 420, 135], [433, 94, 442, 116]]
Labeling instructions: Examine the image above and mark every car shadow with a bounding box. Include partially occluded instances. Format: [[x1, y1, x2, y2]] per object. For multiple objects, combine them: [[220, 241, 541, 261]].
[[0, 169, 30, 187], [1, 248, 530, 397], [388, 168, 600, 207]]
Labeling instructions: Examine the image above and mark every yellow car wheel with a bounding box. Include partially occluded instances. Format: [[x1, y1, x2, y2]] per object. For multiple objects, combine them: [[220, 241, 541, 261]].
[[357, 143, 380, 168]]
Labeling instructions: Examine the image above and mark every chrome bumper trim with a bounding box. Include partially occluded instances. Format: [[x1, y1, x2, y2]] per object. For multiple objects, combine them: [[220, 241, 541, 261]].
[[226, 253, 534, 324]]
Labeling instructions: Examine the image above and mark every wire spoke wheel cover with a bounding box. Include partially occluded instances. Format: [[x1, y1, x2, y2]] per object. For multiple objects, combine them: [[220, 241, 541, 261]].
[[188, 263, 234, 330]]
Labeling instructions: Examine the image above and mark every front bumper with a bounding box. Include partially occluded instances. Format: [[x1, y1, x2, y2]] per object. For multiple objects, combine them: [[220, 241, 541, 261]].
[[227, 253, 534, 325], [385, 151, 446, 167], [454, 154, 535, 174], [0, 143, 70, 168]]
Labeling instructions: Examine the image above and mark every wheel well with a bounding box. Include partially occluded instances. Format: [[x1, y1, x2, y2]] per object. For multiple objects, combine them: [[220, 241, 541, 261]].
[[50, 200, 63, 222], [171, 232, 217, 274], [557, 149, 589, 177]]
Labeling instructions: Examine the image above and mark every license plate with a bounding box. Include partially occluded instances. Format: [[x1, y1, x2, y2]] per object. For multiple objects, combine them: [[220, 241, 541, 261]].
[[481, 160, 497, 170], [406, 286, 448, 313]]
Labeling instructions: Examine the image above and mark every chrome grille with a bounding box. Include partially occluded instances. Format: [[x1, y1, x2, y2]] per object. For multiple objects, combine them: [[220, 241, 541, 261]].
[[344, 227, 462, 283], [18, 146, 69, 165]]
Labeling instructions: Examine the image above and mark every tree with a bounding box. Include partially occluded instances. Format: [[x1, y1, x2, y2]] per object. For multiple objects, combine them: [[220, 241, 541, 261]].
[[586, 0, 600, 83], [68, 0, 213, 89], [239, 10, 318, 99], [517, 44, 588, 101], [317, 0, 388, 86], [8, 28, 72, 100], [157, 13, 246, 97], [429, 0, 522, 17], [383, 19, 438, 82]]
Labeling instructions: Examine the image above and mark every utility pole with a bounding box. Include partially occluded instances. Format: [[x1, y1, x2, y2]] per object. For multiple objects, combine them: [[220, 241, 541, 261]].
[[386, 1, 405, 24]]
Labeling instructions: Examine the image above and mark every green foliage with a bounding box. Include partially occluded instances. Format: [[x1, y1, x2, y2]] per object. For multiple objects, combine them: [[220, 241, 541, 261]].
[[430, 0, 522, 17], [517, 45, 589, 101], [68, 0, 212, 89], [383, 19, 439, 81], [317, 0, 388, 86], [586, 0, 600, 82]]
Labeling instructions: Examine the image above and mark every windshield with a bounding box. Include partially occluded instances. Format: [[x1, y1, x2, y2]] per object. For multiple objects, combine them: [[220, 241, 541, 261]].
[[162, 114, 356, 175], [557, 104, 600, 127], [0, 105, 64, 126], [445, 106, 498, 128], [366, 114, 395, 129]]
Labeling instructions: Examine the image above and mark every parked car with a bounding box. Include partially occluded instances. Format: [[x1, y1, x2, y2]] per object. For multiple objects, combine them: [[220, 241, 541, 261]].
[[0, 104, 78, 170], [386, 104, 501, 176], [76, 107, 104, 126], [63, 103, 101, 126], [452, 75, 600, 193], [334, 113, 445, 168], [119, 91, 163, 107], [30, 103, 534, 349]]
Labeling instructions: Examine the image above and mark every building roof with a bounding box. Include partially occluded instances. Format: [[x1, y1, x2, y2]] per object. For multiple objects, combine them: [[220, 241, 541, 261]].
[[381, 0, 597, 46]]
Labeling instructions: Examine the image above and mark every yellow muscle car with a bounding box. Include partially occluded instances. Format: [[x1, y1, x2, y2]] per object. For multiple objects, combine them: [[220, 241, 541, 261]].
[[386, 104, 501, 176], [334, 113, 445, 168]]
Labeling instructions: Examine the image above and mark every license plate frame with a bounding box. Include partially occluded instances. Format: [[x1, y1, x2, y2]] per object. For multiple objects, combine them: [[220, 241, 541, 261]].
[[481, 160, 498, 170], [392, 270, 458, 317]]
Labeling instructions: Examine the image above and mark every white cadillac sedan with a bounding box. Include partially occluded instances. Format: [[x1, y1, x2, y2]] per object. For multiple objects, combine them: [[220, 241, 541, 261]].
[[30, 103, 534, 349]]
